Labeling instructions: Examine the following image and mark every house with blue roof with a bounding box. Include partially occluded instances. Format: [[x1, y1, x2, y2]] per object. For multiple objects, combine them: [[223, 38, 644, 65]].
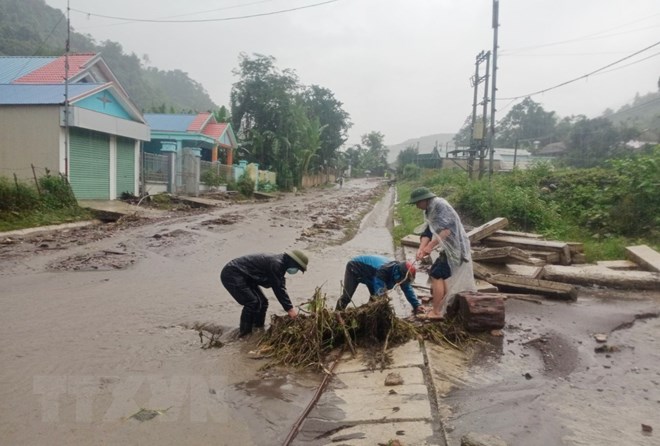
[[0, 53, 150, 200]]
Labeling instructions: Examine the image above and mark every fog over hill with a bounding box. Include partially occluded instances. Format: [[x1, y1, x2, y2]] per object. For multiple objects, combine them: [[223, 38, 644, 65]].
[[386, 133, 456, 163]]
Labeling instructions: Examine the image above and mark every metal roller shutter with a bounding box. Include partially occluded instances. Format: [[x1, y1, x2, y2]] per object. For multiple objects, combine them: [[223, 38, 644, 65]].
[[69, 128, 110, 199], [116, 137, 135, 196]]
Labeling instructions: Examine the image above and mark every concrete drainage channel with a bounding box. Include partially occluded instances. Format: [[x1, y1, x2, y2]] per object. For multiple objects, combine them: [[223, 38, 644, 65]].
[[286, 340, 448, 446]]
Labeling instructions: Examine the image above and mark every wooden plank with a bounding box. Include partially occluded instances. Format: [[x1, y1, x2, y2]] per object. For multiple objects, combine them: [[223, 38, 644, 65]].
[[475, 262, 543, 279], [467, 217, 509, 243], [401, 234, 420, 248], [527, 251, 561, 264], [596, 260, 640, 270], [472, 246, 530, 263], [483, 235, 571, 265], [486, 274, 577, 300], [625, 245, 660, 273], [567, 242, 585, 254], [543, 264, 660, 290], [494, 229, 543, 239]]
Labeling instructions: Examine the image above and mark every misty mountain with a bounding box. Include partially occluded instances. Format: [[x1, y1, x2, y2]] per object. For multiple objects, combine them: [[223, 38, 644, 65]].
[[386, 133, 455, 163], [0, 0, 218, 113]]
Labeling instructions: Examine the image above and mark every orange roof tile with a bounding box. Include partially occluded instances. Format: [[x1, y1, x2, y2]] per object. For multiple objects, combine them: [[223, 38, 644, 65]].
[[187, 112, 212, 132], [202, 122, 228, 140], [14, 53, 96, 84]]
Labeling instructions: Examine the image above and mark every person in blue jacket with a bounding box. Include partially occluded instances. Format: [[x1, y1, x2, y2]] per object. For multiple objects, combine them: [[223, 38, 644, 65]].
[[221, 250, 309, 337], [334, 254, 424, 314]]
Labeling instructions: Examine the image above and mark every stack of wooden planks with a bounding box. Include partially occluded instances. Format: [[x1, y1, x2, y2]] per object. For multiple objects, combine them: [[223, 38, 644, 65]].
[[401, 217, 660, 331]]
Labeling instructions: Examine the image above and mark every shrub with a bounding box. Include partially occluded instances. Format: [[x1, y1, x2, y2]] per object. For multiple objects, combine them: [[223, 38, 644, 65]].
[[201, 169, 226, 187], [39, 173, 77, 209], [236, 173, 255, 197], [402, 163, 420, 180]]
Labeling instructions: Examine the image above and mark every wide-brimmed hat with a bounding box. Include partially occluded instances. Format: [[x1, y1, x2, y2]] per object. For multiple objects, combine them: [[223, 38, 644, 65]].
[[408, 187, 436, 204], [286, 249, 308, 272]]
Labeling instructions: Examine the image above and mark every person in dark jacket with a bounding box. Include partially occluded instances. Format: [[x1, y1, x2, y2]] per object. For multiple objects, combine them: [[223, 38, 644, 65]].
[[221, 250, 309, 337], [334, 254, 424, 314]]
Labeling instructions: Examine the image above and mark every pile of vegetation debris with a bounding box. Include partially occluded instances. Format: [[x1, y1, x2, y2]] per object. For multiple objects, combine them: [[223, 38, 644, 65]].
[[255, 288, 475, 372]]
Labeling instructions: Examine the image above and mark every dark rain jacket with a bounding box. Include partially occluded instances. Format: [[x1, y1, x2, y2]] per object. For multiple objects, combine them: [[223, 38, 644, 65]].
[[224, 253, 299, 311]]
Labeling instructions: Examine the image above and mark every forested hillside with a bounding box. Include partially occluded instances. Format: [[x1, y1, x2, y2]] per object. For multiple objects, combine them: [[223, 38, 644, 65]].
[[0, 0, 218, 113]]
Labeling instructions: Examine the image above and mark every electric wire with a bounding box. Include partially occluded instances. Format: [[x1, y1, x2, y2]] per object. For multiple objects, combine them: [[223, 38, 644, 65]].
[[70, 0, 340, 24], [498, 40, 660, 101]]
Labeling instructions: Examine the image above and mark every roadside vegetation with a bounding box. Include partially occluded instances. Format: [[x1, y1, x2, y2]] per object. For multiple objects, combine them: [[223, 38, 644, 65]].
[[393, 145, 660, 262], [0, 173, 93, 232]]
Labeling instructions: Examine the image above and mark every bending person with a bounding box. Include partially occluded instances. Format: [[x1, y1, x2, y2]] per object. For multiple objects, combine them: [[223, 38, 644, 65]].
[[221, 250, 309, 337], [409, 187, 476, 320], [335, 254, 423, 315]]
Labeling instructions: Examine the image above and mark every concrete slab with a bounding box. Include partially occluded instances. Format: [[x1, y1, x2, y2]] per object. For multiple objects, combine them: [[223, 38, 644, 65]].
[[0, 220, 102, 239], [78, 200, 165, 218], [292, 419, 438, 445], [336, 340, 426, 373]]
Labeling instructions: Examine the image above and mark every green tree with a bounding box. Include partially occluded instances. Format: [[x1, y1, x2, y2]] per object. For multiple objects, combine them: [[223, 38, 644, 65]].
[[396, 145, 419, 174], [496, 97, 557, 149], [564, 116, 622, 168], [360, 131, 389, 176], [301, 85, 352, 172]]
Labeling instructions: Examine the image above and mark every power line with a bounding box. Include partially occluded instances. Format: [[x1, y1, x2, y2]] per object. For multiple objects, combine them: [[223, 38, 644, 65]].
[[498, 40, 660, 101], [500, 13, 660, 55], [70, 0, 340, 24]]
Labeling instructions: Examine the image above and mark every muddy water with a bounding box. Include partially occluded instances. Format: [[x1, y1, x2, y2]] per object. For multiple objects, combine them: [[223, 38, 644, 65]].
[[0, 179, 401, 445], [434, 292, 660, 446]]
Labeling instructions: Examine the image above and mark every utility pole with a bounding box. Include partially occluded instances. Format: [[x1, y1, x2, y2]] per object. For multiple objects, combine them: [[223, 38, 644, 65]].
[[64, 0, 70, 177], [469, 51, 490, 180], [488, 0, 500, 177]]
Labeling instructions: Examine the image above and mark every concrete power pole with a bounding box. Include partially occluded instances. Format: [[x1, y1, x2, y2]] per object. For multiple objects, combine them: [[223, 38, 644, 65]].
[[488, 0, 500, 177], [469, 51, 490, 180]]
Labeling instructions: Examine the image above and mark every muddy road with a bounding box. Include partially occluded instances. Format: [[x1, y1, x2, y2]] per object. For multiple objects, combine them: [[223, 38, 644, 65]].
[[0, 178, 404, 446], [1, 177, 659, 446]]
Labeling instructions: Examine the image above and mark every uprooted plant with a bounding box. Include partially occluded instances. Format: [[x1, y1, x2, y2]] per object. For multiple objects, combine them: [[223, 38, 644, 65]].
[[255, 287, 475, 371]]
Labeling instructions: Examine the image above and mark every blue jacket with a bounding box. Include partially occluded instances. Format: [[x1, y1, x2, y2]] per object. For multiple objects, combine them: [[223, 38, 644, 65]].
[[350, 255, 418, 305]]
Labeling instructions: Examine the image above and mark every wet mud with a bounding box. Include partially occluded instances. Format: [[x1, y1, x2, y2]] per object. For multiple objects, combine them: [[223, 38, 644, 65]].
[[1, 178, 659, 446]]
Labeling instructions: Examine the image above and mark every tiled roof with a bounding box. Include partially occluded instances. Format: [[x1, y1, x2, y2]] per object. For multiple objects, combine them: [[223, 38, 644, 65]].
[[144, 114, 198, 132], [0, 83, 105, 105], [13, 53, 96, 84], [0, 57, 53, 83], [187, 112, 212, 132], [202, 122, 228, 140]]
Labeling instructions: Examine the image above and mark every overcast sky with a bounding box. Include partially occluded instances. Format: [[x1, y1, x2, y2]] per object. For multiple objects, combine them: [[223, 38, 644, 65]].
[[44, 0, 660, 147]]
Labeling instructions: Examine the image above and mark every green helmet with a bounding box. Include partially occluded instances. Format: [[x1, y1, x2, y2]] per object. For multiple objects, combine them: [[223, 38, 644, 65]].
[[408, 187, 436, 204], [286, 249, 309, 272]]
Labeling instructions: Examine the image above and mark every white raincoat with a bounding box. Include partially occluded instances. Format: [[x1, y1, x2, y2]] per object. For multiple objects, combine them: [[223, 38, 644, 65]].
[[424, 197, 477, 312]]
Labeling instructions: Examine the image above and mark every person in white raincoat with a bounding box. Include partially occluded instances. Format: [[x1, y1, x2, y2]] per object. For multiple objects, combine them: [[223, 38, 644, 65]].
[[408, 187, 476, 319]]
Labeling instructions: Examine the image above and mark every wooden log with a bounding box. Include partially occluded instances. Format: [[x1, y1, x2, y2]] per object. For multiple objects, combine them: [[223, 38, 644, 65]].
[[596, 260, 640, 270], [451, 291, 505, 332], [467, 217, 509, 243], [625, 245, 660, 273], [486, 274, 577, 300], [543, 264, 660, 290], [483, 235, 572, 265]]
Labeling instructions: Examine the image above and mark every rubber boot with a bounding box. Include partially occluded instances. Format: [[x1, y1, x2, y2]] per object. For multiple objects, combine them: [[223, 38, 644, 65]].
[[253, 311, 267, 329], [335, 298, 348, 311], [239, 308, 255, 337]]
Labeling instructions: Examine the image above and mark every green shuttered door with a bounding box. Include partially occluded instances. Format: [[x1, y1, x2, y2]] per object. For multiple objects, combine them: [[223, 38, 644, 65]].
[[116, 137, 135, 196], [70, 128, 110, 199]]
